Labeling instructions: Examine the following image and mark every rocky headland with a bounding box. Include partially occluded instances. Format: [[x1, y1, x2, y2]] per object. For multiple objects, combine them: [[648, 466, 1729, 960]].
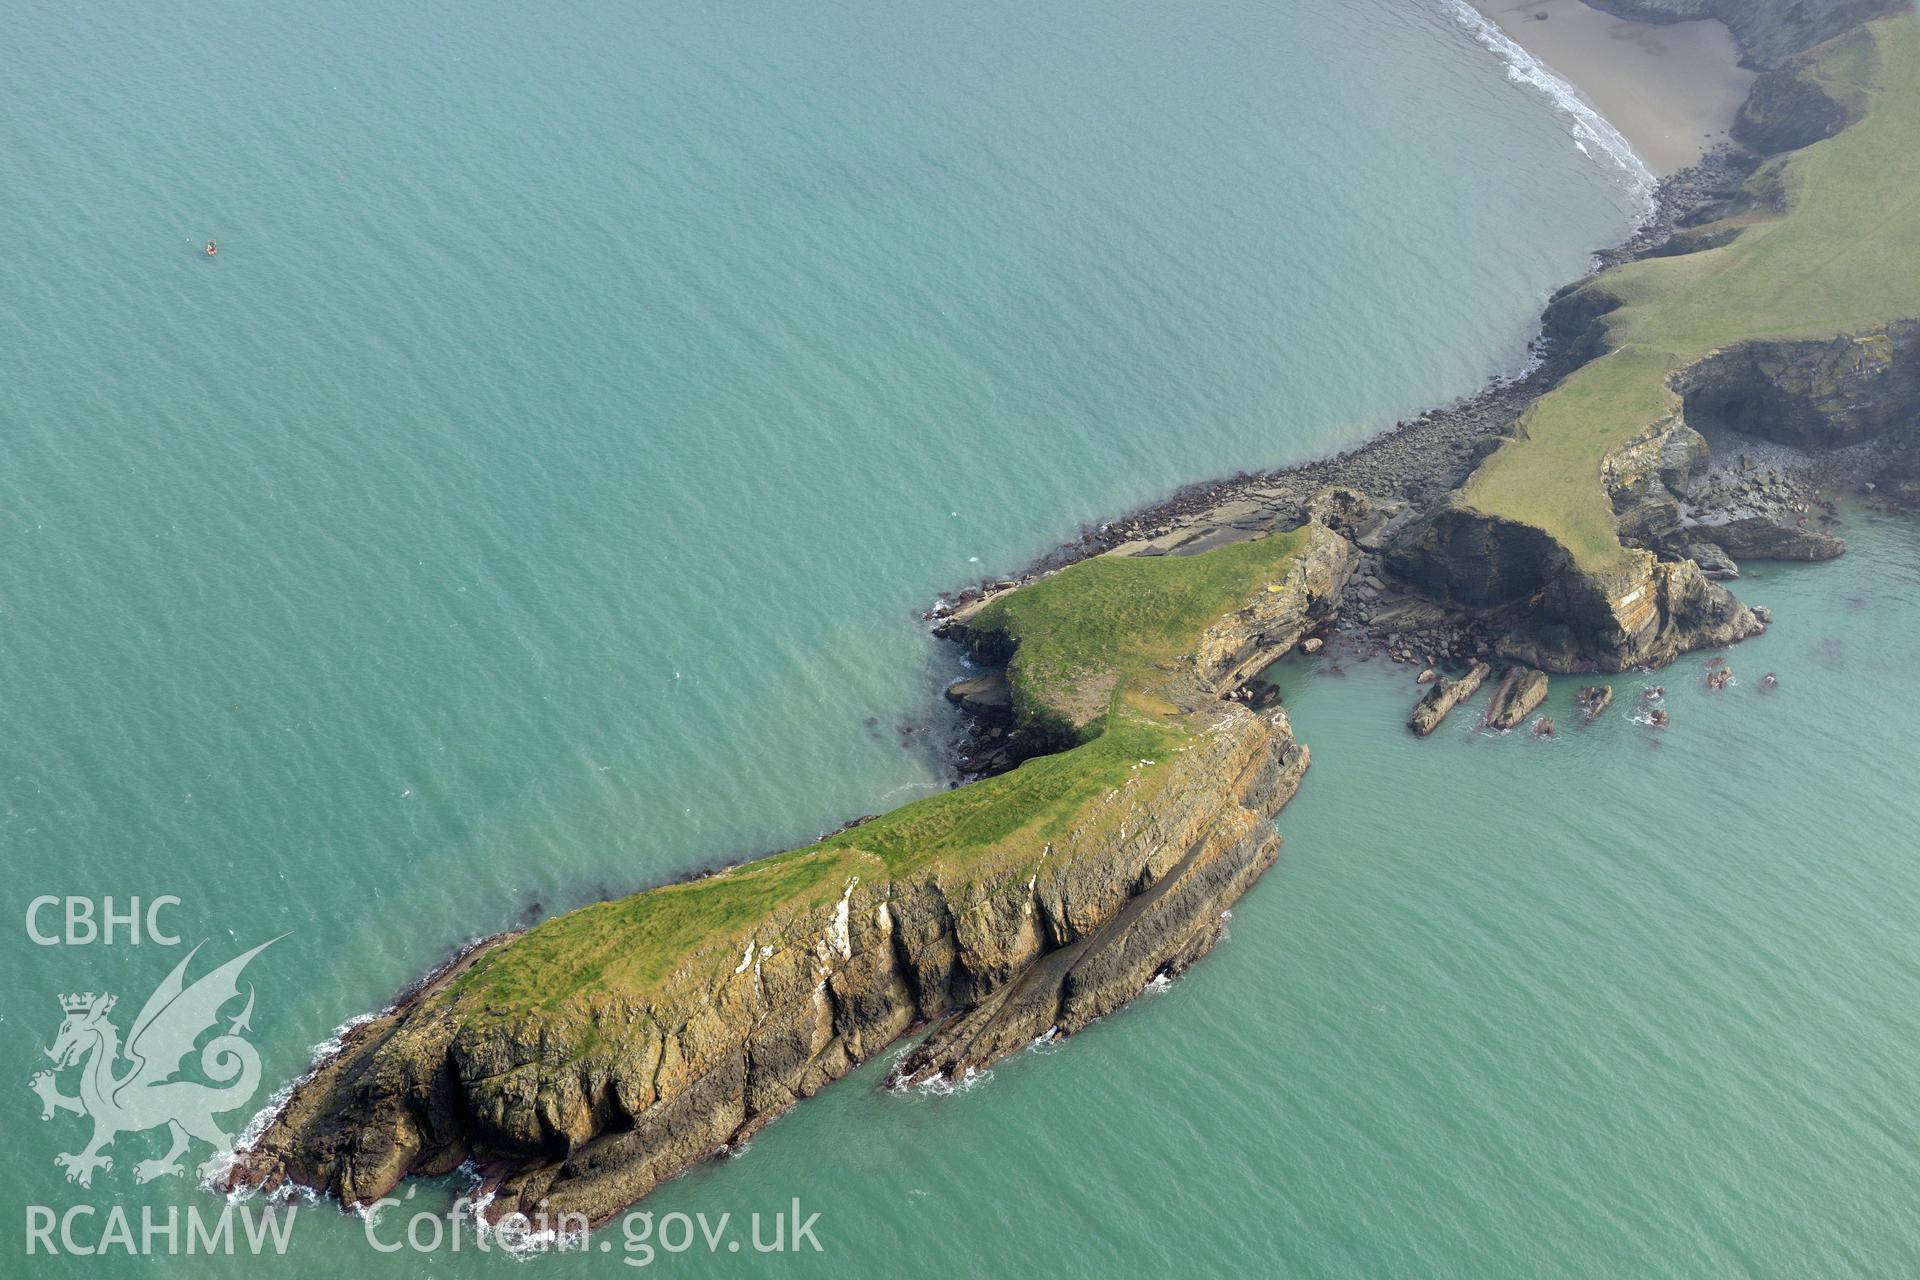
[[940, 6, 1917, 687], [229, 522, 1362, 1223], [228, 0, 1920, 1228]]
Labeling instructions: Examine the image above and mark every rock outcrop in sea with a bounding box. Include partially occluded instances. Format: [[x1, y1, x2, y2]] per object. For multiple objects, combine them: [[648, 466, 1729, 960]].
[[1484, 666, 1550, 732], [1408, 662, 1490, 736]]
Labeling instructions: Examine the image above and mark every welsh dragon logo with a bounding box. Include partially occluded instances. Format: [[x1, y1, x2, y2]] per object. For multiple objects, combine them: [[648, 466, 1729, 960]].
[[30, 938, 279, 1187]]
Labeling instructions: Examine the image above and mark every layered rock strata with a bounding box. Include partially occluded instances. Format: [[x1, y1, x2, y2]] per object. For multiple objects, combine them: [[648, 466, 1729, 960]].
[[1409, 662, 1491, 736], [1484, 666, 1550, 732]]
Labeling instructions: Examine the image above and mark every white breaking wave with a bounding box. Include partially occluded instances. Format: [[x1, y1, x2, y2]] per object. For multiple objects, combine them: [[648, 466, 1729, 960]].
[[1028, 1025, 1065, 1056], [904, 1064, 994, 1097], [207, 1010, 387, 1199], [1441, 0, 1657, 216]]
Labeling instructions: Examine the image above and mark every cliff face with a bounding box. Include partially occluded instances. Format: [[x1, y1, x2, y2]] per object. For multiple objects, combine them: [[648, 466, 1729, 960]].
[[1604, 411, 1709, 546], [1602, 410, 1847, 561], [1385, 301, 1916, 666], [1532, 550, 1763, 672], [1734, 63, 1853, 152], [887, 703, 1308, 1086], [1383, 299, 1917, 666], [1585, 0, 1900, 68], [1386, 498, 1763, 673], [1380, 8, 1920, 669], [1191, 519, 1357, 689], [231, 524, 1355, 1225], [1678, 320, 1920, 452]]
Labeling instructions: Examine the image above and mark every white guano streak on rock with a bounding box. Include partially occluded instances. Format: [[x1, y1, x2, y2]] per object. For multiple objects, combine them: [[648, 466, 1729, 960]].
[[828, 877, 857, 964]]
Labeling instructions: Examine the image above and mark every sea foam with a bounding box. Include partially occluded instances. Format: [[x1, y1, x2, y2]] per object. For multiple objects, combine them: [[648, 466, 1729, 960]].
[[1441, 0, 1658, 216]]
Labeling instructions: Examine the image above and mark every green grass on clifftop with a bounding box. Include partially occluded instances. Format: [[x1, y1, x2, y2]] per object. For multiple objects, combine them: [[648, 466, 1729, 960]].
[[1463, 17, 1920, 570], [971, 527, 1307, 735], [449, 529, 1308, 1021]]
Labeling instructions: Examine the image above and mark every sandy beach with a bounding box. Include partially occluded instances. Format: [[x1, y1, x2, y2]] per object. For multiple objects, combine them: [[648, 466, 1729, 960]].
[[1471, 0, 1756, 173]]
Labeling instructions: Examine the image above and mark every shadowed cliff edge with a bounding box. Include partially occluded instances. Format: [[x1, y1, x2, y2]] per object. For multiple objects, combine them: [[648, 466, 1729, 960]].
[[227, 0, 1920, 1226]]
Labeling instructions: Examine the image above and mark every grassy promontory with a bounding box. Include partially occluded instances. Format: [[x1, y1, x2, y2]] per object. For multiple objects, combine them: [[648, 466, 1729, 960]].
[[233, 521, 1350, 1219], [1462, 16, 1920, 572], [448, 527, 1308, 1023]]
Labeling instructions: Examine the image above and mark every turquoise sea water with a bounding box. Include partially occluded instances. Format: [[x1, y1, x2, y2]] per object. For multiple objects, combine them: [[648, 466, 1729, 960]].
[[7, 0, 1913, 1274]]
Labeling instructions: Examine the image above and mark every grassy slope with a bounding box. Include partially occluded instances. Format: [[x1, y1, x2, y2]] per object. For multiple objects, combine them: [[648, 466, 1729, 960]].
[[972, 529, 1309, 734], [1463, 17, 1920, 570], [449, 529, 1306, 1018]]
